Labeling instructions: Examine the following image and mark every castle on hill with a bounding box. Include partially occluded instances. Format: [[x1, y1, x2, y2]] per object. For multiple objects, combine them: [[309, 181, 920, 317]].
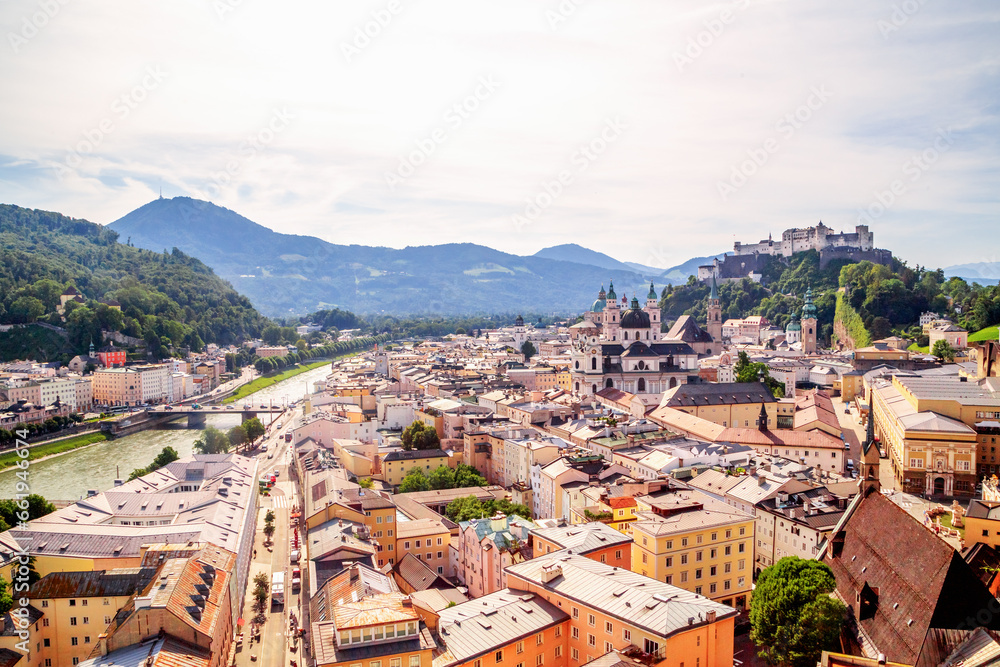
[[698, 222, 891, 284]]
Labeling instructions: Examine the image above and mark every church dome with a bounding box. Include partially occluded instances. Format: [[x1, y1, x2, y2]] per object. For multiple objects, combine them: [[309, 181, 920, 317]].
[[786, 312, 801, 332], [620, 299, 651, 329], [592, 298, 606, 313], [801, 288, 817, 320]]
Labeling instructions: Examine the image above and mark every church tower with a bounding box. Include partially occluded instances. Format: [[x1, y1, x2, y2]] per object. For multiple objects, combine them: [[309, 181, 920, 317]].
[[801, 287, 818, 354], [706, 275, 723, 343], [859, 411, 881, 496], [644, 282, 661, 341], [604, 281, 621, 342]]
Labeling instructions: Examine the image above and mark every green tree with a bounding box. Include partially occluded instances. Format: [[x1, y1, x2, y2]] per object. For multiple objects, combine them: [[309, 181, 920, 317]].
[[750, 557, 845, 667], [152, 446, 180, 469], [932, 339, 956, 361], [263, 522, 275, 540], [243, 417, 266, 445], [0, 495, 56, 528], [401, 420, 441, 451], [454, 463, 488, 488], [228, 424, 248, 452], [521, 340, 537, 360], [399, 467, 431, 493], [193, 426, 231, 454], [0, 576, 13, 614], [9, 296, 45, 323], [428, 465, 456, 490], [358, 477, 374, 489], [445, 495, 488, 522], [734, 353, 785, 398], [265, 509, 275, 523]]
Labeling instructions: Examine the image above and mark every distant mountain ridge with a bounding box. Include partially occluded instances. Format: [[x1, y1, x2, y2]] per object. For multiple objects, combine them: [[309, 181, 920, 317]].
[[111, 198, 711, 317], [944, 261, 1000, 286]]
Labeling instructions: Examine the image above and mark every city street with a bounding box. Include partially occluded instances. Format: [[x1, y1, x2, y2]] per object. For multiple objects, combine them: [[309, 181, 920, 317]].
[[231, 408, 304, 667]]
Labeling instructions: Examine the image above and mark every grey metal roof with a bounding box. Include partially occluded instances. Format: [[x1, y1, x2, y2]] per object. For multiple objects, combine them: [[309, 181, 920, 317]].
[[28, 567, 158, 599], [505, 553, 737, 639], [438, 589, 569, 664], [530, 522, 632, 555]]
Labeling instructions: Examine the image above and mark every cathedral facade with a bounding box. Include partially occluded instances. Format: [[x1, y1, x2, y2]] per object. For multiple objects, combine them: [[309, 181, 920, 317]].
[[569, 282, 698, 397]]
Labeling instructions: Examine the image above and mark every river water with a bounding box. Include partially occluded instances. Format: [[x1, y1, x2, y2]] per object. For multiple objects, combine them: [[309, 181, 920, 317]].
[[0, 363, 333, 502]]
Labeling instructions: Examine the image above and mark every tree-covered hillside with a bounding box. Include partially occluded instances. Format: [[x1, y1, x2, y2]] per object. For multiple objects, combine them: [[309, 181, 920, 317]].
[[0, 204, 268, 360]]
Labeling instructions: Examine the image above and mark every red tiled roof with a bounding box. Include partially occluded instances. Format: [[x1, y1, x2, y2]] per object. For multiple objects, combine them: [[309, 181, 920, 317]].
[[718, 427, 843, 449], [607, 497, 636, 509]]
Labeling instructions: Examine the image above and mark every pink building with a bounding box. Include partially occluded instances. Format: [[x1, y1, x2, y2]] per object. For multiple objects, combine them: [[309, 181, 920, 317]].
[[457, 513, 537, 598]]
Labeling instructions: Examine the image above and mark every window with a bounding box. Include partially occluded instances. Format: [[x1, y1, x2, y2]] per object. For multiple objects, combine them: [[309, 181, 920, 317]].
[[739, 542, 745, 553], [665, 540, 673, 549], [665, 557, 672, 567], [404, 541, 410, 549], [72, 660, 79, 666], [710, 566, 716, 576], [588, 634, 597, 647], [696, 534, 703, 544], [536, 655, 544, 666], [725, 529, 732, 539], [572, 649, 579, 661], [738, 577, 746, 587], [739, 527, 746, 536], [41, 600, 48, 608], [415, 540, 421, 548], [710, 583, 717, 594], [724, 563, 731, 574], [43, 618, 49, 627], [644, 639, 660, 655], [710, 548, 717, 559], [71, 637, 79, 646], [84, 636, 91, 644], [555, 626, 562, 638], [45, 661, 51, 667], [696, 551, 703, 562], [605, 621, 613, 634], [517, 642, 524, 654], [410, 658, 421, 667], [573, 607, 579, 619], [724, 580, 731, 590], [392, 660, 403, 667], [70, 599, 77, 606], [695, 569, 702, 579], [724, 546, 731, 556], [83, 617, 89, 624], [555, 646, 562, 658], [665, 575, 673, 584], [589, 613, 596, 627], [81, 599, 88, 606], [615, 549, 622, 559], [680, 554, 688, 565], [372, 662, 381, 667], [496, 651, 503, 663], [572, 627, 580, 639], [695, 586, 702, 595], [438, 537, 443, 545], [681, 538, 688, 547], [623, 629, 631, 641], [605, 642, 614, 653], [70, 617, 78, 626], [537, 633, 543, 645], [43, 639, 50, 648], [680, 571, 688, 583]]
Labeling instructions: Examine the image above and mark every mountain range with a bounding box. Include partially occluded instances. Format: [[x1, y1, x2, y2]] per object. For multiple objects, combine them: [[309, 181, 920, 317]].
[[109, 198, 715, 317]]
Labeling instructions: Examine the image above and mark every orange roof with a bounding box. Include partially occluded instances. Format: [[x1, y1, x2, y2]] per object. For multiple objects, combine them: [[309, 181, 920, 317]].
[[333, 592, 420, 628], [718, 427, 843, 449], [608, 497, 636, 509], [165, 545, 235, 637]]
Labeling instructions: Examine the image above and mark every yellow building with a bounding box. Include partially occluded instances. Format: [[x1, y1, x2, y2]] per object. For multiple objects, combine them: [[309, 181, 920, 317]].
[[870, 375, 989, 496], [556, 368, 572, 392], [629, 503, 755, 611], [379, 449, 453, 487], [660, 383, 791, 429], [965, 499, 1000, 549]]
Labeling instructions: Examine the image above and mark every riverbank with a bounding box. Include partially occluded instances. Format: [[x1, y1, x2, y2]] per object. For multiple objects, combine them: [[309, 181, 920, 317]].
[[224, 360, 332, 404], [0, 432, 108, 471]]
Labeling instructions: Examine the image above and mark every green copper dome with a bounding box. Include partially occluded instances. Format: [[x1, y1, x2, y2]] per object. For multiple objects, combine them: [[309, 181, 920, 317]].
[[801, 287, 817, 320], [786, 311, 801, 332], [592, 298, 606, 313], [606, 280, 617, 301], [647, 282, 657, 300]]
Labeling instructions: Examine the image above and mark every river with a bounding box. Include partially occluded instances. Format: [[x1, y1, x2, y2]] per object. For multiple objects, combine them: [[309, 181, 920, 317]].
[[0, 362, 334, 502]]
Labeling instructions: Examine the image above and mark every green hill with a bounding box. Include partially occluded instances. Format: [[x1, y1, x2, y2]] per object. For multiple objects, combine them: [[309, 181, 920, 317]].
[[0, 203, 268, 361]]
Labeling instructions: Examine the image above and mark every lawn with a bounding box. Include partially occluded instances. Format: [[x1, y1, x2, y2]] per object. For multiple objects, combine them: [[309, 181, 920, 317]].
[[908, 342, 929, 354], [938, 510, 966, 541], [970, 325, 999, 343], [0, 432, 108, 471], [224, 360, 332, 404]]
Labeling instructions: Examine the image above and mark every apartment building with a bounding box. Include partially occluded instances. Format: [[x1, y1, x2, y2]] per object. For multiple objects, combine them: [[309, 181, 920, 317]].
[[630, 497, 755, 610], [380, 449, 453, 486], [396, 518, 451, 577], [754, 484, 855, 569], [457, 514, 536, 598], [536, 455, 631, 523], [506, 553, 738, 667], [531, 521, 632, 568]]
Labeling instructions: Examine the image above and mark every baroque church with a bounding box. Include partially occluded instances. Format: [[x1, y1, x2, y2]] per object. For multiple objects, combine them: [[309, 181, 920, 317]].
[[568, 281, 710, 397]]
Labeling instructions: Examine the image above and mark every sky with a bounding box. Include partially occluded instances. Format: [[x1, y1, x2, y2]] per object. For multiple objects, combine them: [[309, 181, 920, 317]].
[[0, 0, 998, 271]]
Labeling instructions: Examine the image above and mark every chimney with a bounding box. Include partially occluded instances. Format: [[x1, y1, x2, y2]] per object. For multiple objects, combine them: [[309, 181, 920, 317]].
[[97, 634, 109, 657], [540, 563, 563, 583]]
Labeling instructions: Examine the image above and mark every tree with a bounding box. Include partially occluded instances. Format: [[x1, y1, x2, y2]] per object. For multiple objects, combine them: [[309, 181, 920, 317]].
[[228, 424, 248, 452], [358, 477, 374, 489], [454, 463, 488, 488], [152, 446, 180, 469], [243, 417, 266, 446], [521, 340, 537, 360], [263, 522, 275, 540], [0, 495, 56, 528], [428, 465, 456, 490], [445, 495, 531, 522], [932, 339, 956, 362], [0, 576, 13, 614], [193, 427, 231, 454], [399, 467, 431, 493], [750, 557, 845, 667], [401, 420, 440, 451], [265, 509, 275, 524], [734, 350, 784, 398]]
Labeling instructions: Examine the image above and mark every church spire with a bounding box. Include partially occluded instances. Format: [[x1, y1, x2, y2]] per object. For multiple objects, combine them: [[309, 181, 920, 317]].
[[860, 413, 881, 495], [710, 275, 719, 301]]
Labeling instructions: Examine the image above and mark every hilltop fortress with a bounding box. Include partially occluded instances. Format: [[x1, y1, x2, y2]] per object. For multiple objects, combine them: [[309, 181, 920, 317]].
[[699, 222, 892, 283]]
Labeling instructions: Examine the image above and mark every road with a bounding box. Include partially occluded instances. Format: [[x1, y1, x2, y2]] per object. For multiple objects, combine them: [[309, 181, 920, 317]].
[[231, 409, 304, 667]]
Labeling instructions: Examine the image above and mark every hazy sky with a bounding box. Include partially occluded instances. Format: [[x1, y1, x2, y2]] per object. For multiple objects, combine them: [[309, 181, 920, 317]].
[[1, 0, 998, 270]]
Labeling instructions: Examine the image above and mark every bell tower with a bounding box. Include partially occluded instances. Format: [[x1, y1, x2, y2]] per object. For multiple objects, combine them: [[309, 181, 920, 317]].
[[706, 275, 723, 343], [859, 412, 880, 496], [801, 287, 818, 354]]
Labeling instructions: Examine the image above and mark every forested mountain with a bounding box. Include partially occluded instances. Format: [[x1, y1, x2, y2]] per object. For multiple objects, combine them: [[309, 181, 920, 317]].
[[109, 197, 659, 316], [0, 203, 267, 361]]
